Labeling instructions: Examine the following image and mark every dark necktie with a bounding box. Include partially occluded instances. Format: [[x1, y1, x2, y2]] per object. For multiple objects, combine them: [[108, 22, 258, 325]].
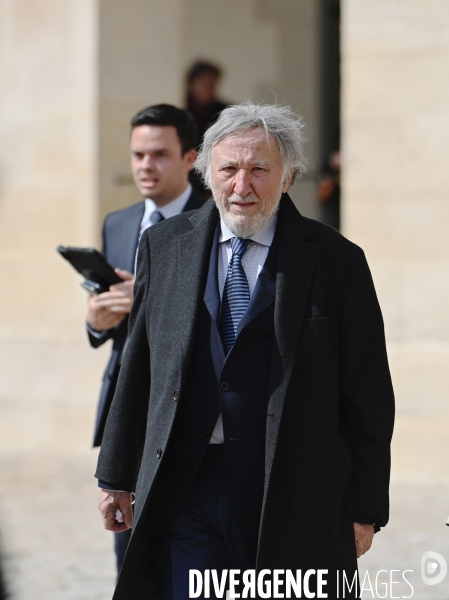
[[149, 210, 165, 225], [135, 210, 165, 272], [219, 237, 251, 354]]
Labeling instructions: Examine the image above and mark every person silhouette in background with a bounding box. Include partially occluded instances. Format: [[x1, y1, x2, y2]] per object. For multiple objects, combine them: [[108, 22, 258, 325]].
[[185, 60, 229, 198], [0, 557, 7, 600], [317, 127, 341, 230], [317, 148, 340, 229]]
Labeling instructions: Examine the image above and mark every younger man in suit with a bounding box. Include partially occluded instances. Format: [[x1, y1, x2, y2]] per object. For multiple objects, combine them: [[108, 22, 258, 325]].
[[86, 104, 205, 571]]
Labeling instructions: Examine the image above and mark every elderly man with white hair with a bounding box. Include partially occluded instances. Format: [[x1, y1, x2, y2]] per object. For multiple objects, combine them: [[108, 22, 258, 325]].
[[95, 103, 394, 599]]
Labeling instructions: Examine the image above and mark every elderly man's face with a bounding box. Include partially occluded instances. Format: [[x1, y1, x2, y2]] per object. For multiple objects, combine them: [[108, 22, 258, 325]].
[[210, 127, 291, 237]]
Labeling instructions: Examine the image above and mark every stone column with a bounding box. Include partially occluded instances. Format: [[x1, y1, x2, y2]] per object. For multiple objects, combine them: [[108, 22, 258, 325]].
[[0, 0, 101, 453], [342, 0, 449, 483], [0, 0, 190, 452], [98, 0, 187, 221]]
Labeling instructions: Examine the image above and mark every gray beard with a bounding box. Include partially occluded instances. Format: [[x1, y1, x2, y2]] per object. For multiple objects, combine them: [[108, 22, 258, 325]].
[[220, 209, 268, 238], [214, 193, 281, 239]]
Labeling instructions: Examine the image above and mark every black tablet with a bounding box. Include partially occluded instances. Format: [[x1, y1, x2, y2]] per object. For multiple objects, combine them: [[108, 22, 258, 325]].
[[57, 246, 123, 293]]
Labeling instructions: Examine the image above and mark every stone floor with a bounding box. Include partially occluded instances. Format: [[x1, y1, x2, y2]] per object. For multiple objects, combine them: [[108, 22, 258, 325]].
[[358, 483, 449, 599], [0, 451, 116, 600], [0, 448, 448, 599]]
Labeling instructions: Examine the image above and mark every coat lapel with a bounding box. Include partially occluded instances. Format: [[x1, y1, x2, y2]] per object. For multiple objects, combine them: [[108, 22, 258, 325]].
[[113, 190, 202, 275], [203, 224, 221, 327], [203, 224, 227, 376], [203, 221, 277, 372], [175, 200, 220, 385], [105, 203, 142, 274], [263, 195, 320, 498], [121, 203, 145, 274], [171, 195, 319, 491]]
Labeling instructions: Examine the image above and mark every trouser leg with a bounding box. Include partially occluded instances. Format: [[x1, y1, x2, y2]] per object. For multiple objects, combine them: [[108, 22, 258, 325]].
[[156, 445, 258, 600], [114, 528, 132, 574]]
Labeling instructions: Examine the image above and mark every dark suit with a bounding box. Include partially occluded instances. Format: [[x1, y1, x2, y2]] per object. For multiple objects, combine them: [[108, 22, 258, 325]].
[[88, 188, 205, 448], [96, 195, 395, 599]]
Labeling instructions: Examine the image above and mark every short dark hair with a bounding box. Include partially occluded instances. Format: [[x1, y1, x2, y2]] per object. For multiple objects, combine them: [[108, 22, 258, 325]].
[[186, 60, 222, 85], [130, 104, 197, 154]]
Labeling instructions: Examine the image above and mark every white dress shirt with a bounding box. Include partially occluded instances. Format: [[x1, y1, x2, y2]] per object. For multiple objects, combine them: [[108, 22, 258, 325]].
[[210, 213, 278, 444]]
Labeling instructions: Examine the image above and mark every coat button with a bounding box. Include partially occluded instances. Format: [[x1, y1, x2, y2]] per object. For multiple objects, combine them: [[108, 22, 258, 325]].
[[156, 448, 163, 459], [220, 381, 229, 391], [173, 390, 179, 401]]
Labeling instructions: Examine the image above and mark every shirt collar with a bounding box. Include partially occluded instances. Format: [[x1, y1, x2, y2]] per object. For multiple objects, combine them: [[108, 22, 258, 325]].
[[219, 212, 278, 247], [142, 183, 192, 225]]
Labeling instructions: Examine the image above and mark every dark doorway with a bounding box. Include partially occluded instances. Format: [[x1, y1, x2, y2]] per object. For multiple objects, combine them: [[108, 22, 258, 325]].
[[318, 0, 341, 229], [0, 559, 8, 600]]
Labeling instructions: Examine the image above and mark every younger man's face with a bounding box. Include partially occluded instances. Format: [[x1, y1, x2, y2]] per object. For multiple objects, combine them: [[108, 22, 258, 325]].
[[130, 125, 195, 206]]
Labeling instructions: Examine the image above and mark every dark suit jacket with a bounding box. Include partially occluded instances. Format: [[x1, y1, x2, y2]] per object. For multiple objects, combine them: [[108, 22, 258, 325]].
[[96, 195, 395, 598], [88, 188, 205, 447]]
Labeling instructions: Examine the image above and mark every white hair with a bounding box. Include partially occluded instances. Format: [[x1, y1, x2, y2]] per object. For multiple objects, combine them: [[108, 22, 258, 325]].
[[194, 102, 307, 189]]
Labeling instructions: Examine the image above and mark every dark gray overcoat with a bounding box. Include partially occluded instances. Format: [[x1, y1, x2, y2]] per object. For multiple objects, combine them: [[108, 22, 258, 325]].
[[96, 195, 395, 599], [88, 188, 205, 447]]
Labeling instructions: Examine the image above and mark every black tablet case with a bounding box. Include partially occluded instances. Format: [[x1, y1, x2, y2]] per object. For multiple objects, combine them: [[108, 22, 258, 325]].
[[57, 246, 123, 292]]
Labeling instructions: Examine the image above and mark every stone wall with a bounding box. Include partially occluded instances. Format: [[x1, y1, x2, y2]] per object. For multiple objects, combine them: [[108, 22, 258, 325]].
[[98, 0, 322, 225], [342, 0, 449, 483], [0, 0, 105, 453], [0, 0, 324, 451], [2, 0, 445, 489]]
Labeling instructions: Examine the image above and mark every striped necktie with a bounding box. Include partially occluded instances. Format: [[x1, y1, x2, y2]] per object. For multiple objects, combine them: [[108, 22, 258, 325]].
[[219, 237, 251, 354]]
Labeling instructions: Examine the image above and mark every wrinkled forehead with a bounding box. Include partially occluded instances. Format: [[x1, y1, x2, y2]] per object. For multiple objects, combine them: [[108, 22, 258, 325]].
[[211, 127, 281, 164]]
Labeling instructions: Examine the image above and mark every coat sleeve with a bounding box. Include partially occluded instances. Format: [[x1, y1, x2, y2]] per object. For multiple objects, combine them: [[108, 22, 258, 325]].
[[339, 247, 395, 528], [86, 216, 115, 349], [94, 231, 151, 492], [86, 324, 114, 348]]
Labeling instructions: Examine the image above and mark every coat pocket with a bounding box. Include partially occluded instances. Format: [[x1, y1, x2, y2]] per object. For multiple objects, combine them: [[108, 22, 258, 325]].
[[302, 314, 329, 332]]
